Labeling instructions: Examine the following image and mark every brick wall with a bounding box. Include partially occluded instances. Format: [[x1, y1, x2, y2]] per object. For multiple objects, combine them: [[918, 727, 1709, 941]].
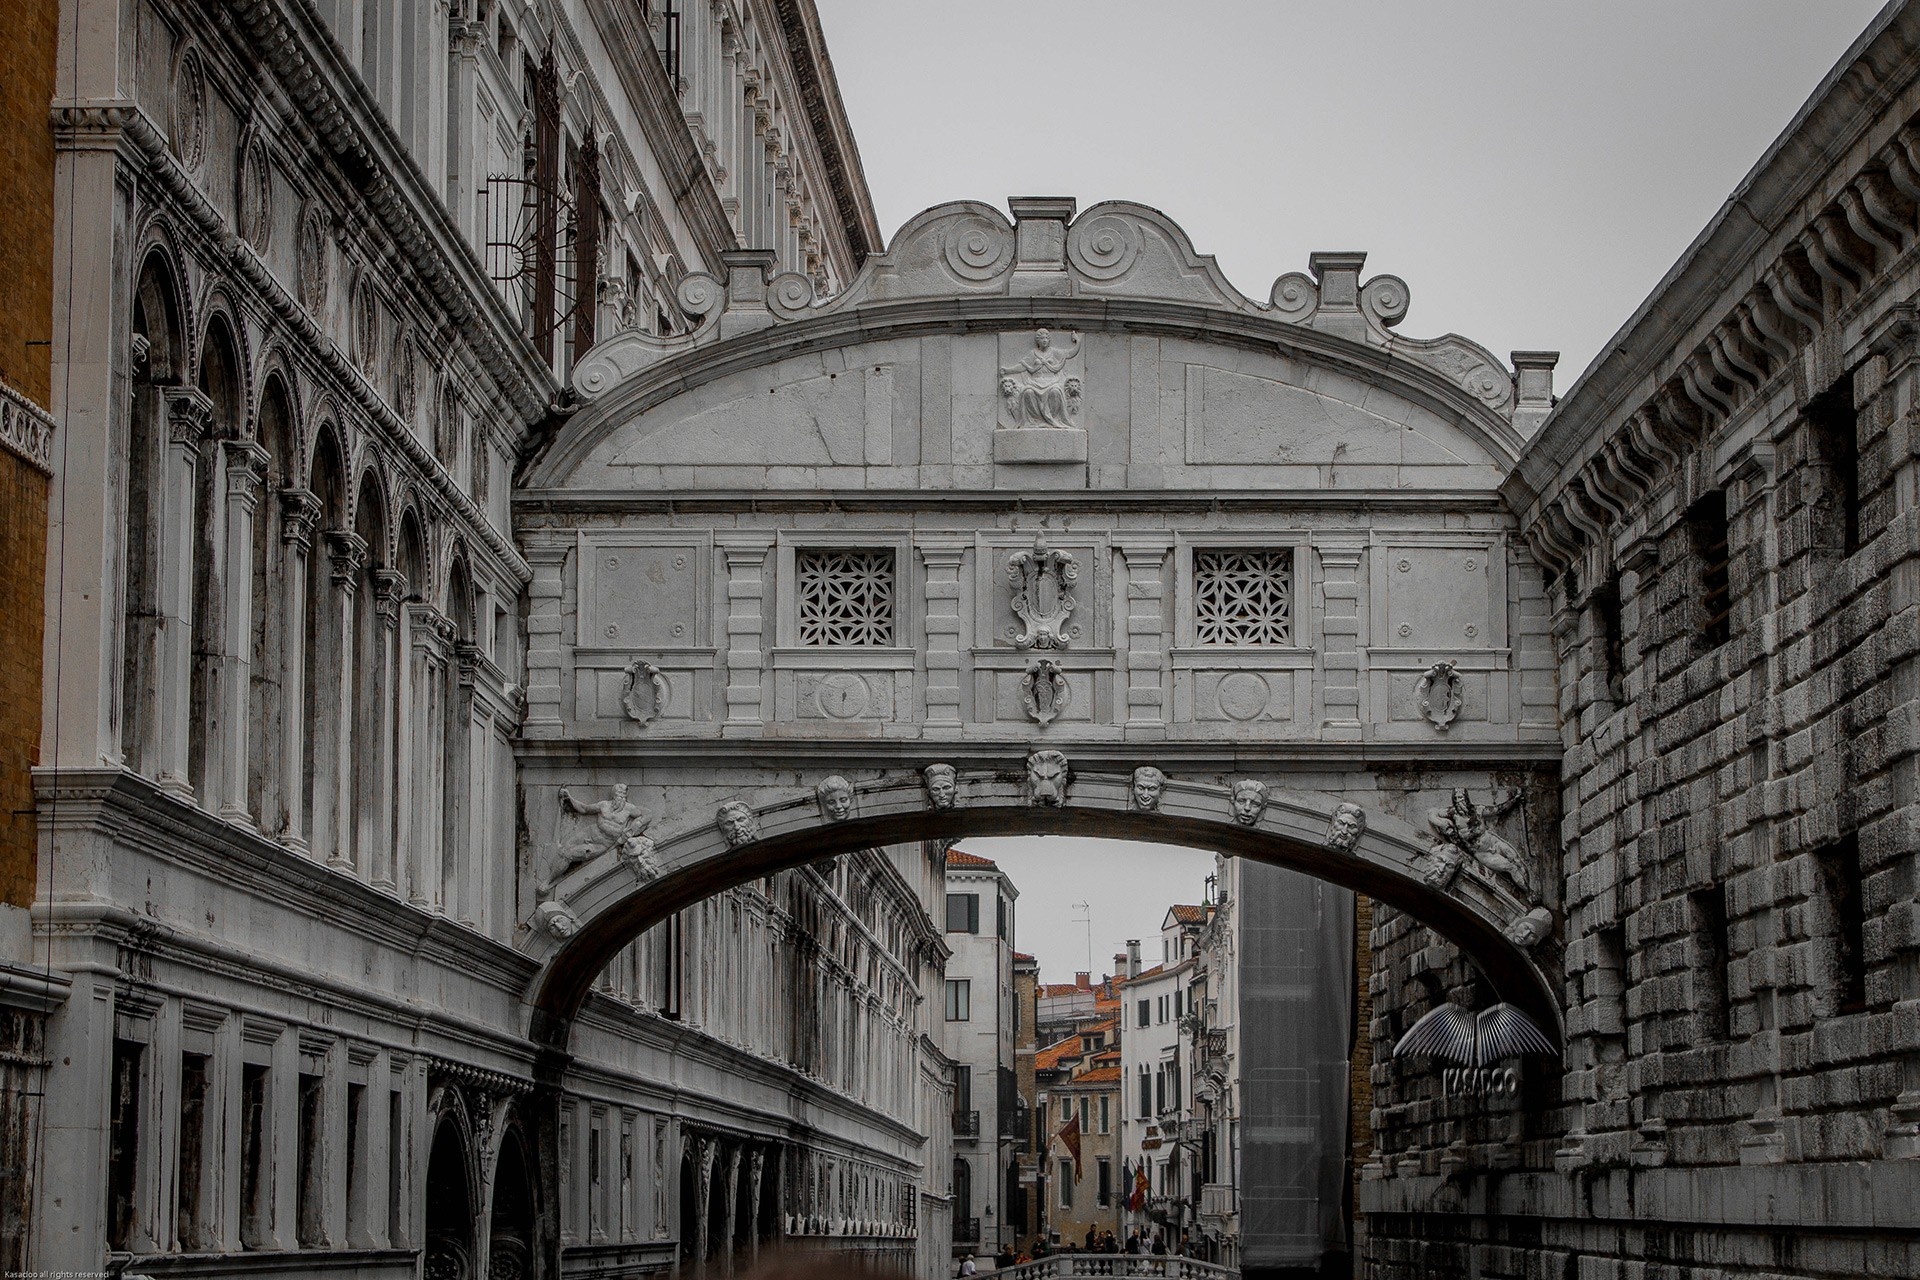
[[0, 452, 45, 912]]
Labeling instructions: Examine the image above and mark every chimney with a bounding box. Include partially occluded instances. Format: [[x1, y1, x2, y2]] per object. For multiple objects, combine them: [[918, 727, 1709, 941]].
[[1126, 939, 1141, 978], [1075, 972, 1090, 991], [1114, 952, 1128, 979]]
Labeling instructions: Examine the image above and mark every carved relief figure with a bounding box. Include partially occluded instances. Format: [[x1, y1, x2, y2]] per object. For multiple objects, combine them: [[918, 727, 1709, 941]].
[[1229, 779, 1269, 825], [1505, 907, 1553, 949], [1326, 802, 1367, 852], [716, 800, 760, 847], [1131, 766, 1166, 812], [1007, 533, 1079, 650], [998, 327, 1082, 427], [816, 776, 856, 822], [1021, 657, 1070, 726], [620, 658, 668, 725], [544, 783, 654, 899], [1026, 750, 1070, 807], [535, 901, 580, 939], [1417, 660, 1463, 730], [923, 764, 958, 811], [1424, 790, 1530, 897]]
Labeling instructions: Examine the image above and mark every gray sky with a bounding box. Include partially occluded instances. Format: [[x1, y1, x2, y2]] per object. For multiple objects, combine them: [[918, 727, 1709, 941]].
[[814, 0, 1882, 387], [815, 2, 1884, 979]]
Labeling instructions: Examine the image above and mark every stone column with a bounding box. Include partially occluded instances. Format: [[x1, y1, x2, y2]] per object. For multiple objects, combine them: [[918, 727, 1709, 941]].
[[455, 643, 487, 929], [521, 542, 569, 736], [1116, 538, 1170, 735], [406, 606, 453, 911], [1316, 540, 1367, 738], [218, 439, 269, 825], [322, 530, 368, 871], [276, 489, 322, 850], [721, 1142, 743, 1263], [718, 537, 773, 735], [372, 569, 406, 892], [156, 388, 213, 794], [919, 542, 967, 734]]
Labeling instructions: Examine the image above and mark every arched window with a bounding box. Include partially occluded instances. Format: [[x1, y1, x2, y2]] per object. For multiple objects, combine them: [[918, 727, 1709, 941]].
[[443, 557, 474, 921], [350, 471, 388, 879], [395, 512, 429, 899], [303, 430, 347, 861], [249, 376, 295, 830], [121, 254, 183, 773], [953, 1156, 972, 1221], [188, 318, 241, 802]]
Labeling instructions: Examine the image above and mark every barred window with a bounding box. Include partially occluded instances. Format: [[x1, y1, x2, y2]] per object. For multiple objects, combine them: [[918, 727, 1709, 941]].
[[1194, 548, 1293, 645], [797, 550, 895, 646]]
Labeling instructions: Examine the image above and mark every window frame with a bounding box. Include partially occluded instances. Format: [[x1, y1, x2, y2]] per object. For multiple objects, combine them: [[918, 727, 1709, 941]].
[[945, 892, 980, 935], [1172, 532, 1316, 653], [773, 532, 916, 651], [945, 978, 971, 1022]]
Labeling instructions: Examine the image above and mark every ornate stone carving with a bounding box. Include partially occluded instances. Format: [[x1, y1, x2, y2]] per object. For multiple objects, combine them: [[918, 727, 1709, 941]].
[[534, 901, 579, 939], [620, 659, 667, 725], [323, 529, 368, 586], [545, 784, 655, 899], [1006, 533, 1078, 650], [797, 550, 895, 646], [238, 136, 273, 250], [352, 274, 380, 372], [1025, 750, 1069, 807], [1505, 907, 1553, 949], [164, 389, 214, 444], [297, 205, 332, 310], [922, 764, 958, 811], [1422, 790, 1530, 898], [1067, 213, 1143, 281], [1130, 766, 1165, 812], [816, 775, 855, 822], [998, 328, 1082, 428], [1326, 802, 1367, 852], [1020, 657, 1070, 726], [1229, 779, 1268, 826], [716, 800, 759, 847], [1417, 660, 1463, 730], [393, 331, 418, 420], [172, 48, 208, 171], [941, 213, 1013, 282]]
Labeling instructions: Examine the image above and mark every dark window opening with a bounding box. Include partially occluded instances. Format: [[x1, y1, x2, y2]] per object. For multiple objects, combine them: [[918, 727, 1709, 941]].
[[1689, 490, 1732, 647], [1689, 885, 1731, 1040], [345, 1082, 367, 1241], [945, 892, 980, 934], [107, 1039, 143, 1250], [1592, 576, 1626, 699], [1817, 834, 1868, 1013], [297, 1072, 325, 1247], [1808, 377, 1861, 555], [387, 1090, 406, 1245], [240, 1063, 271, 1248], [176, 1052, 211, 1249]]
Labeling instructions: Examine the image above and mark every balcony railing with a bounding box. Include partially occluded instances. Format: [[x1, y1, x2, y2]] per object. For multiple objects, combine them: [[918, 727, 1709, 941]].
[[954, 1216, 982, 1244], [1198, 1183, 1235, 1220], [998, 1255, 1237, 1280], [953, 1110, 981, 1138]]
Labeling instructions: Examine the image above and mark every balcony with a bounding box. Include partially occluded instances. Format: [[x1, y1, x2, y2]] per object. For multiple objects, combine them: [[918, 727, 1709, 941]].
[[1198, 1183, 1235, 1221], [954, 1216, 982, 1245], [953, 1110, 981, 1138]]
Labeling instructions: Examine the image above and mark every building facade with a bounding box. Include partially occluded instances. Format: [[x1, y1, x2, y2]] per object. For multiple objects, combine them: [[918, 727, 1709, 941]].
[[1034, 1011, 1123, 1249], [941, 847, 1019, 1256]]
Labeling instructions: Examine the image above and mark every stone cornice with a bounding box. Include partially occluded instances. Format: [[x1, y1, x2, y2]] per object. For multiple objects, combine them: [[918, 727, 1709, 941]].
[[222, 0, 557, 424], [516, 487, 1514, 516], [60, 103, 531, 587], [514, 738, 1563, 769], [765, 0, 881, 269], [1504, 2, 1920, 578]]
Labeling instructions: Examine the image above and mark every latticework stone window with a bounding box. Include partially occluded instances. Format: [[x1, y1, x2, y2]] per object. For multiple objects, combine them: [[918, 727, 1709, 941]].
[[797, 550, 896, 646], [1193, 548, 1294, 645]]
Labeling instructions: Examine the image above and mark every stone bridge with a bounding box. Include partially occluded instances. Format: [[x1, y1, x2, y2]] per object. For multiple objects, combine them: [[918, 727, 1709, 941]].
[[512, 196, 1566, 1053]]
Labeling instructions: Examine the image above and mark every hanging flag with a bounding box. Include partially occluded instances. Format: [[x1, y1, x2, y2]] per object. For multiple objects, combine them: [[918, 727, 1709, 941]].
[[1058, 1110, 1083, 1179], [1128, 1159, 1150, 1211]]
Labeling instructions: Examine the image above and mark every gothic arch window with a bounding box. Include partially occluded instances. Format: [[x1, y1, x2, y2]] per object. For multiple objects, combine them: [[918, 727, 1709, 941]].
[[122, 252, 184, 773], [188, 316, 242, 801], [303, 429, 348, 862], [423, 1117, 475, 1280], [249, 374, 297, 830], [350, 471, 389, 878]]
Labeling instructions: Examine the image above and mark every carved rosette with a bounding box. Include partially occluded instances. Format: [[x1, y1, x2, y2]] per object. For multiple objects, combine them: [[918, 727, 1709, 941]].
[[1417, 661, 1463, 730], [171, 48, 208, 171], [1006, 534, 1079, 650], [942, 214, 1014, 283], [1067, 213, 1142, 281], [238, 135, 273, 250], [352, 275, 380, 373], [1020, 658, 1070, 727]]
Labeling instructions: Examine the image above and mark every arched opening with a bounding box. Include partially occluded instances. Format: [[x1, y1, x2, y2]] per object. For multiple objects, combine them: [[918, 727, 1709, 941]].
[[301, 427, 347, 861], [423, 1117, 475, 1280], [704, 1144, 727, 1260], [394, 511, 430, 902], [349, 470, 387, 880], [489, 1127, 536, 1280], [187, 315, 241, 801], [443, 556, 475, 921], [121, 252, 183, 774], [248, 373, 296, 831], [756, 1148, 778, 1242], [677, 1148, 697, 1262], [732, 1149, 754, 1248]]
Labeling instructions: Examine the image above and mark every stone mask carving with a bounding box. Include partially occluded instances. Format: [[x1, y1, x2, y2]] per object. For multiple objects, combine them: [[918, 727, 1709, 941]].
[[1021, 657, 1070, 726], [545, 783, 654, 900], [1229, 779, 1268, 825], [716, 800, 760, 848], [1505, 907, 1553, 949], [1131, 766, 1166, 812], [816, 776, 855, 822], [923, 764, 958, 811], [1007, 533, 1079, 650], [535, 900, 580, 939], [1326, 802, 1367, 852], [1026, 750, 1070, 807]]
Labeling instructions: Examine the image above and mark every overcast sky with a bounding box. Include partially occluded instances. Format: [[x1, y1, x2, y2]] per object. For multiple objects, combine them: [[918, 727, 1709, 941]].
[[814, 0, 1883, 389], [811, 2, 1885, 983]]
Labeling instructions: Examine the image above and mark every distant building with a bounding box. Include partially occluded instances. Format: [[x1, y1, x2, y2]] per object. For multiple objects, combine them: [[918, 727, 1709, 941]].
[[1117, 907, 1208, 1249], [1011, 951, 1041, 1245], [942, 847, 1020, 1255], [1033, 1011, 1123, 1249]]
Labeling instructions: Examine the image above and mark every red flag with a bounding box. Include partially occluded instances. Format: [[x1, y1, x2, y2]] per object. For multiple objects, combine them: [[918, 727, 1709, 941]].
[[1058, 1111, 1082, 1179], [1128, 1160, 1149, 1211]]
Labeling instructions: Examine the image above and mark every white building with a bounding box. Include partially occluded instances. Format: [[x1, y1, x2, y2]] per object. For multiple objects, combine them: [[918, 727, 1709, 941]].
[[1117, 909, 1206, 1247], [941, 847, 1019, 1256]]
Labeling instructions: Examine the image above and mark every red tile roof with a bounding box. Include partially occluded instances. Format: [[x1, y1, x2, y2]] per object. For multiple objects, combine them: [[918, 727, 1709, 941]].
[[1012, 951, 1036, 962], [945, 848, 998, 869], [1168, 904, 1207, 924], [1076, 1066, 1123, 1084], [1035, 1034, 1084, 1072]]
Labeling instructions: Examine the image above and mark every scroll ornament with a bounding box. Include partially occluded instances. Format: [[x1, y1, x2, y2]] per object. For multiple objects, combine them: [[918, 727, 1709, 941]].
[[1007, 533, 1079, 650], [620, 659, 668, 725], [1418, 661, 1463, 730]]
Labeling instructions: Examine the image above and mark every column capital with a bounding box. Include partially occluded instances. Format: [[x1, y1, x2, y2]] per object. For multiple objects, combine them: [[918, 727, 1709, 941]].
[[324, 530, 370, 587], [373, 568, 409, 625], [223, 439, 271, 500], [280, 488, 323, 547], [163, 386, 215, 445]]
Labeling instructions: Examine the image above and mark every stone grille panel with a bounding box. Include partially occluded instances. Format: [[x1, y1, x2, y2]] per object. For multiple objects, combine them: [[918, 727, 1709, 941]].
[[797, 550, 896, 646], [1194, 549, 1293, 645]]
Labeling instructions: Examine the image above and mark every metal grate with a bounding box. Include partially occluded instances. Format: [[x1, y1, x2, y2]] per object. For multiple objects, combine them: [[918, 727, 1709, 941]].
[[797, 550, 896, 646], [1194, 548, 1293, 645]]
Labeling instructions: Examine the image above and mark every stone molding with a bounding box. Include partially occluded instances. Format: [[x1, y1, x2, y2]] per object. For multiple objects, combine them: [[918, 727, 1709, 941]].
[[0, 380, 55, 472]]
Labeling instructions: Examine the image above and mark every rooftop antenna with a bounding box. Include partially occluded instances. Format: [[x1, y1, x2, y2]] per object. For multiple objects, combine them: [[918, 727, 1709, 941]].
[[1071, 901, 1092, 974]]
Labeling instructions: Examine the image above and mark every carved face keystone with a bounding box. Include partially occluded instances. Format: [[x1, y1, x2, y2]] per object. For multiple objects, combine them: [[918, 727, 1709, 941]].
[[924, 765, 958, 811], [1230, 781, 1268, 825], [1131, 767, 1165, 812], [1327, 803, 1366, 852], [817, 777, 855, 822]]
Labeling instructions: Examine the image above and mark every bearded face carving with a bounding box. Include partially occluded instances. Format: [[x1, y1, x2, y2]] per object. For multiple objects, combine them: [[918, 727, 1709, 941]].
[[1026, 750, 1070, 807]]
